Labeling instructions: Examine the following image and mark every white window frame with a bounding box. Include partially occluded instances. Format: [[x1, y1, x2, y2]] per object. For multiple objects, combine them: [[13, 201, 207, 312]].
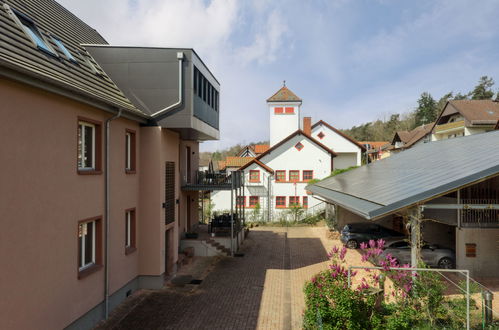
[[125, 211, 132, 248], [79, 220, 96, 270], [78, 121, 95, 170], [125, 132, 132, 171]]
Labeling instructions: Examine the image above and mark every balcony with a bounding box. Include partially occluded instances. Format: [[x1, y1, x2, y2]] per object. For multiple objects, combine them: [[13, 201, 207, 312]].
[[434, 120, 465, 133], [182, 170, 244, 191]]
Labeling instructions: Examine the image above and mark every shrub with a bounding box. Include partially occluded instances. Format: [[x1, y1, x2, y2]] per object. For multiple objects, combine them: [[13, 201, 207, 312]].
[[303, 239, 473, 329]]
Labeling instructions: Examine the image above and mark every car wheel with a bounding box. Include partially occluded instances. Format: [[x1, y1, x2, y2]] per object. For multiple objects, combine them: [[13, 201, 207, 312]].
[[346, 240, 358, 249], [438, 257, 454, 269]]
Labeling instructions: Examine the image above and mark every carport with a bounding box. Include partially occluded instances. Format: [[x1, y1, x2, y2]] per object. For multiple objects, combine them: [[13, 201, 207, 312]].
[[308, 130, 499, 274]]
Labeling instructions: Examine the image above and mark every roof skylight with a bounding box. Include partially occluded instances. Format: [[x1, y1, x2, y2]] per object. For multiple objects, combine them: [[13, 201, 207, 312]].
[[52, 36, 77, 63], [12, 9, 56, 56]]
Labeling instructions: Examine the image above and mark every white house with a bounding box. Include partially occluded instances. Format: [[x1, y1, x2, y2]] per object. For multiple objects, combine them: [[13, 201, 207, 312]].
[[211, 85, 364, 221], [431, 100, 499, 141], [311, 120, 364, 168]]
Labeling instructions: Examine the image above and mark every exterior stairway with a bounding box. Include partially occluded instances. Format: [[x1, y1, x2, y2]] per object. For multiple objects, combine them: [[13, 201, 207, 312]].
[[205, 238, 231, 256]]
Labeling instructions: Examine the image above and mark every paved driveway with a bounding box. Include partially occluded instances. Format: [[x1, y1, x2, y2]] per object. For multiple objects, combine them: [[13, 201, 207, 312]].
[[99, 226, 358, 330]]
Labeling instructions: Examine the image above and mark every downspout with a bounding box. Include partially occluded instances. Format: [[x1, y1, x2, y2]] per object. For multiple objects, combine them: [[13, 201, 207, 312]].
[[151, 52, 184, 118], [105, 109, 122, 320]]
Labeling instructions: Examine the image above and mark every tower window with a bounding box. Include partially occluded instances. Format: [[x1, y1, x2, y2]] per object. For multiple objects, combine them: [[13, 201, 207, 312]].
[[285, 107, 294, 114], [274, 107, 284, 114]]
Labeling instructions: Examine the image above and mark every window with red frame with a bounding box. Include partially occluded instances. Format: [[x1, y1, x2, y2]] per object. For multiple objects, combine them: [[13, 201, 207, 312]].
[[274, 107, 283, 114], [289, 196, 300, 206], [302, 196, 308, 208], [276, 170, 286, 182], [236, 196, 246, 207], [289, 170, 300, 182], [285, 107, 294, 114], [276, 196, 286, 208], [249, 196, 259, 207], [303, 170, 313, 181], [249, 170, 260, 182]]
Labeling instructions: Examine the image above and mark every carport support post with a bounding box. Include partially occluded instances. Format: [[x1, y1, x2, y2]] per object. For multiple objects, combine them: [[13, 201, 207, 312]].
[[230, 177, 234, 257], [409, 207, 422, 268]]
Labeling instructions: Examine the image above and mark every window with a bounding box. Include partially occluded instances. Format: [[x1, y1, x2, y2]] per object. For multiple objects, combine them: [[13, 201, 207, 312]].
[[237, 196, 246, 207], [78, 217, 102, 278], [125, 129, 136, 173], [276, 196, 286, 208], [285, 107, 294, 114], [276, 170, 286, 182], [215, 90, 219, 111], [11, 9, 56, 55], [249, 196, 259, 208], [289, 170, 300, 182], [77, 118, 101, 174], [125, 209, 136, 254], [81, 52, 100, 75], [249, 170, 260, 182], [52, 36, 76, 62], [317, 131, 325, 139], [302, 196, 308, 208], [274, 107, 284, 114], [303, 170, 313, 181], [193, 67, 198, 94], [295, 142, 304, 151], [289, 196, 300, 207]]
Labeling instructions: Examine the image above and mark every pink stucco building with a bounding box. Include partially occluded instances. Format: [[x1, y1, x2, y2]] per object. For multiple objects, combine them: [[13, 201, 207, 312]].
[[0, 0, 219, 328]]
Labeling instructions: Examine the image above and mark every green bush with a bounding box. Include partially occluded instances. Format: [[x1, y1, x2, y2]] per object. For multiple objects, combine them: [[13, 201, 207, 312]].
[[303, 270, 374, 330]]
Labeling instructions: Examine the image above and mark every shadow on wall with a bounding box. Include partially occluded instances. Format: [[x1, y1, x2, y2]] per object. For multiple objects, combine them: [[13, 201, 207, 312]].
[[100, 230, 328, 330]]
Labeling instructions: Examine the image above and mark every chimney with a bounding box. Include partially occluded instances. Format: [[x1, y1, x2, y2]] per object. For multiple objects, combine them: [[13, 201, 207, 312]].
[[303, 117, 311, 136]]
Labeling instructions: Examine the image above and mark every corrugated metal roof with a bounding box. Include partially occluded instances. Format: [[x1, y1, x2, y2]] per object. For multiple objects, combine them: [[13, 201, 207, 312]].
[[0, 0, 144, 116], [308, 130, 499, 219]]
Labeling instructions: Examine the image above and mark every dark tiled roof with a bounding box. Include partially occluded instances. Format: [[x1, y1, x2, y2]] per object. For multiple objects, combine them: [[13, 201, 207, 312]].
[[0, 0, 144, 116], [267, 86, 302, 102], [392, 123, 434, 149], [446, 100, 499, 124]]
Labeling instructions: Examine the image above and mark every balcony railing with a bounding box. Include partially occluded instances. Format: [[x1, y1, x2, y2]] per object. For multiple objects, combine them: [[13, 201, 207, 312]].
[[461, 199, 499, 227], [434, 120, 465, 133], [182, 170, 244, 191]]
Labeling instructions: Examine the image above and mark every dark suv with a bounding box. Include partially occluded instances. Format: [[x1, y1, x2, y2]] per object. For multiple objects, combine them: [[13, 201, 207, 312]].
[[340, 222, 405, 249]]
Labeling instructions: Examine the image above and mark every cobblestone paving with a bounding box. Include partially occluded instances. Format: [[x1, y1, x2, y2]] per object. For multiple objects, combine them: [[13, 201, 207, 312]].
[[100, 226, 354, 330]]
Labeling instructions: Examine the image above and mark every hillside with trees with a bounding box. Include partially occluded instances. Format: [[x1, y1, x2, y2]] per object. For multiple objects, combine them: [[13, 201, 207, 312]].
[[341, 76, 498, 141]]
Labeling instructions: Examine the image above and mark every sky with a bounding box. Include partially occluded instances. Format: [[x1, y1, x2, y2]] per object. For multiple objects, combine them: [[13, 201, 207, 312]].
[[57, 0, 499, 151]]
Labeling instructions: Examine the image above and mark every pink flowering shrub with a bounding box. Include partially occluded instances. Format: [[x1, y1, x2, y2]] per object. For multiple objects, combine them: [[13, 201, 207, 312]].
[[303, 239, 465, 329]]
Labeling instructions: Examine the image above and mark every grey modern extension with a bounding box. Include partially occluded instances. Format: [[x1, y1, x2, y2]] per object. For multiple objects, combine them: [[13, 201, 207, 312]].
[[86, 46, 220, 141]]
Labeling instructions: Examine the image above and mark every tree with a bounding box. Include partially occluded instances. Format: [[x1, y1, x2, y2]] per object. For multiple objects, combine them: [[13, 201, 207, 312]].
[[414, 92, 437, 126], [469, 76, 495, 100], [251, 202, 261, 222]]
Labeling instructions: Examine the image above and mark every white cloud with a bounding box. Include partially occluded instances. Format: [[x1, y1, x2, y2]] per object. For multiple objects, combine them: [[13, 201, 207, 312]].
[[235, 10, 289, 65]]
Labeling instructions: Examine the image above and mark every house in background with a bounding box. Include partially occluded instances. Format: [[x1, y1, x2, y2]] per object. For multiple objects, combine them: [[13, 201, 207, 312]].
[[360, 141, 391, 162], [211, 85, 363, 221], [0, 1, 219, 329], [311, 120, 365, 168], [431, 99, 499, 141], [391, 122, 434, 152]]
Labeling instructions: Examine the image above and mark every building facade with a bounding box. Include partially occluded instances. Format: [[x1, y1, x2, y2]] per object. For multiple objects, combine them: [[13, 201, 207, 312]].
[[0, 1, 219, 329], [211, 86, 364, 221]]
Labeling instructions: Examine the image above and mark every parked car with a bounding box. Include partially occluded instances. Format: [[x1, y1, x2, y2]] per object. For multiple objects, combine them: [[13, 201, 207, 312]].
[[340, 222, 405, 249], [381, 238, 455, 269]]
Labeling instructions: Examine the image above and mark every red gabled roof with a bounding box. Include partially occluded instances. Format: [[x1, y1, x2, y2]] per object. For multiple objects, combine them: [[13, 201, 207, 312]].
[[266, 86, 302, 102], [239, 158, 274, 174], [256, 130, 337, 160], [253, 144, 270, 154], [311, 120, 367, 151]]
